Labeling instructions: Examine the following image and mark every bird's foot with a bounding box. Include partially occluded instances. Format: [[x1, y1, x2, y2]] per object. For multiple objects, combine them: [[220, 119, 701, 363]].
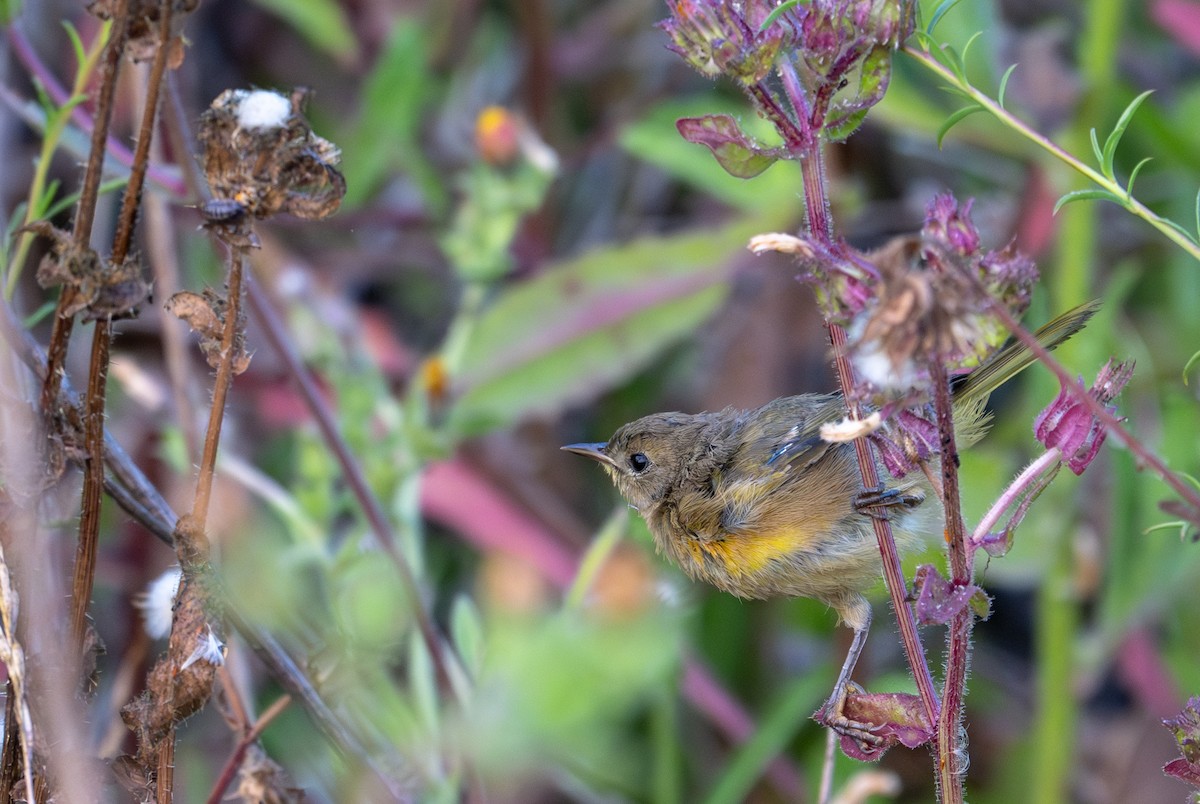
[[853, 485, 925, 520]]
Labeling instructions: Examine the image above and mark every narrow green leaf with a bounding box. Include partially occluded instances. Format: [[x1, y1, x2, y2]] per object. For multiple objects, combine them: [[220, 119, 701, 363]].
[[912, 30, 936, 51], [30, 179, 61, 220], [1193, 187, 1199, 243], [1124, 156, 1153, 201], [44, 177, 126, 221], [21, 300, 57, 328], [1184, 350, 1200, 386], [1089, 127, 1105, 169], [759, 0, 808, 31], [958, 30, 984, 68], [1101, 89, 1155, 179], [408, 631, 439, 735], [62, 21, 86, 71], [450, 594, 485, 679], [926, 0, 965, 35], [941, 43, 968, 84], [1160, 215, 1200, 246], [701, 674, 829, 804], [565, 507, 628, 610], [1053, 188, 1123, 215], [997, 63, 1018, 109], [937, 104, 985, 148]]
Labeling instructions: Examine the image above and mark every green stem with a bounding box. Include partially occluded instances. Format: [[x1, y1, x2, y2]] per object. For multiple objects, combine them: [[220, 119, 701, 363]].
[[1031, 530, 1078, 804], [902, 42, 1198, 262], [4, 22, 112, 299], [1032, 3, 1125, 799]]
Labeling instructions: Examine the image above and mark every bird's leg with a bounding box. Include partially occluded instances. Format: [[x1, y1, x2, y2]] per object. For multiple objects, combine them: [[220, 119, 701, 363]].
[[853, 485, 924, 520], [818, 608, 884, 746]]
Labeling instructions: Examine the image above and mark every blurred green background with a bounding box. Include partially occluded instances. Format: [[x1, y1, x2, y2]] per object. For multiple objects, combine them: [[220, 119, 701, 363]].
[[4, 0, 1200, 801]]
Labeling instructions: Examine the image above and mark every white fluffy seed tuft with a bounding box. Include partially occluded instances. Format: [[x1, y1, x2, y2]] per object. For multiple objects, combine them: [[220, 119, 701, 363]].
[[137, 566, 182, 639], [236, 90, 291, 130]]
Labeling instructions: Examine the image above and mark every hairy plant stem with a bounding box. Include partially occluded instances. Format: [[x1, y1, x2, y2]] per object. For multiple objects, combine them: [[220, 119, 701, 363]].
[[71, 323, 111, 645], [798, 148, 941, 733], [71, 0, 175, 649], [931, 361, 969, 804], [40, 1, 130, 416], [984, 297, 1200, 519], [66, 1, 132, 647], [204, 694, 292, 804], [191, 252, 243, 530]]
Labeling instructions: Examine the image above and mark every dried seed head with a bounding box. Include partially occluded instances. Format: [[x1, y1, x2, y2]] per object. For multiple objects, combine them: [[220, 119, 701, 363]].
[[198, 87, 346, 232], [849, 194, 1039, 395]]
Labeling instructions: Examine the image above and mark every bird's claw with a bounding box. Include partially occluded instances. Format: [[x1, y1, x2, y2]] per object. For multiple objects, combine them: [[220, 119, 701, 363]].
[[853, 485, 924, 520]]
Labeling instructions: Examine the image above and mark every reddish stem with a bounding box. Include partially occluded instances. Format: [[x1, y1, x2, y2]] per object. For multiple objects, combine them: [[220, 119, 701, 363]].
[[930, 361, 969, 804], [205, 695, 293, 804], [986, 298, 1200, 519], [801, 147, 939, 728]]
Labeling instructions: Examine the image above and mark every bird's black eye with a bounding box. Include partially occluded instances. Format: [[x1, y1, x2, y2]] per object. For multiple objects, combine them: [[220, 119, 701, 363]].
[[628, 452, 650, 473]]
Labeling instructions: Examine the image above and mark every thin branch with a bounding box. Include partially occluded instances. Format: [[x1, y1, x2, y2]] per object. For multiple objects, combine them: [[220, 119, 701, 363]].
[[204, 694, 292, 804], [40, 1, 130, 414], [902, 45, 1200, 263], [930, 362, 969, 804], [984, 297, 1200, 518], [190, 249, 244, 530]]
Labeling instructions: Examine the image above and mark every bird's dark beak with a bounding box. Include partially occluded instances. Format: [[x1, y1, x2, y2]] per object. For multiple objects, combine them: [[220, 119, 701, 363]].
[[561, 442, 615, 467]]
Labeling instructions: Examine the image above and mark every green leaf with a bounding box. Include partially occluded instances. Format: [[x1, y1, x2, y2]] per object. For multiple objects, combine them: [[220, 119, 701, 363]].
[[1101, 89, 1155, 180], [409, 631, 439, 735], [926, 0, 966, 35], [21, 300, 57, 328], [450, 594, 485, 679], [340, 19, 437, 209], [620, 99, 804, 212], [249, 0, 356, 60], [1160, 215, 1200, 246], [448, 219, 774, 437], [823, 45, 894, 142], [997, 63, 1018, 109], [1184, 350, 1200, 386], [758, 0, 808, 31], [44, 177, 125, 221], [1194, 187, 1199, 243], [1089, 127, 1104, 168], [1124, 156, 1153, 201], [941, 43, 968, 83], [62, 21, 85, 71], [565, 507, 629, 610], [937, 104, 985, 147], [675, 115, 781, 179], [1052, 188, 1124, 215], [701, 673, 828, 804], [958, 30, 984, 69]]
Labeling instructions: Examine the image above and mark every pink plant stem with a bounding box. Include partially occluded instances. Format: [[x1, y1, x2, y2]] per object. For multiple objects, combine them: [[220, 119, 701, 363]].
[[800, 148, 940, 727], [986, 298, 1200, 517], [971, 448, 1062, 544], [931, 362, 969, 804]]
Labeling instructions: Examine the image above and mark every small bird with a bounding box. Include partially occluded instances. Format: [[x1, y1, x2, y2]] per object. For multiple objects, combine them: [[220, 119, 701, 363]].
[[564, 302, 1096, 742]]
